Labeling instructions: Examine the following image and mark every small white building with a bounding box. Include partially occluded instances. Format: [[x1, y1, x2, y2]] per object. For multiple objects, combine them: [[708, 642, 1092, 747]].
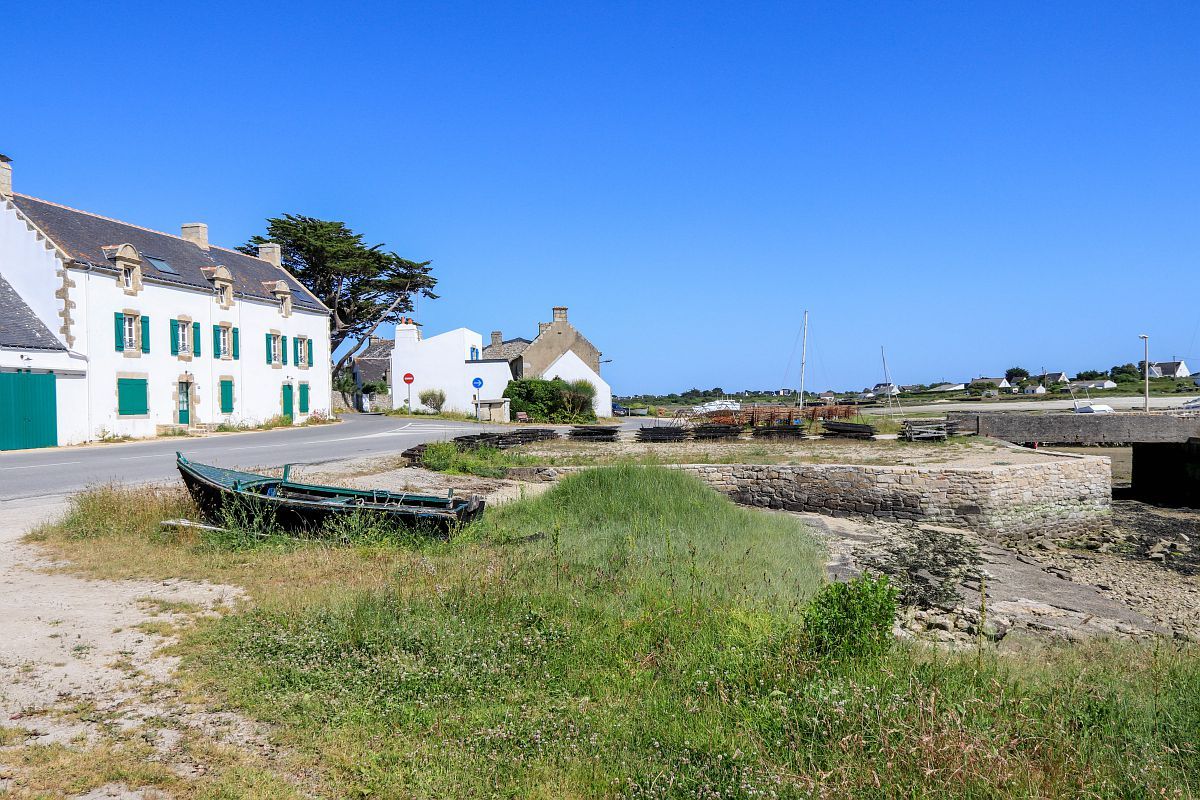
[[1151, 361, 1191, 379], [389, 319, 514, 415], [0, 156, 330, 449], [1023, 384, 1047, 395], [1070, 379, 1118, 391], [931, 383, 966, 392]]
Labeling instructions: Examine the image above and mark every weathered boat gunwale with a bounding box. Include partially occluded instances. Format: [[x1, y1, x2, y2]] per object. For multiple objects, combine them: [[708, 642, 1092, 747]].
[[176, 453, 484, 533]]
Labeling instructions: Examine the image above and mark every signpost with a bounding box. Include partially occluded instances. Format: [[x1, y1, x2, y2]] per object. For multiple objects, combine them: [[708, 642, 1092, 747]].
[[403, 372, 415, 410], [472, 377, 483, 389], [472, 377, 484, 420]]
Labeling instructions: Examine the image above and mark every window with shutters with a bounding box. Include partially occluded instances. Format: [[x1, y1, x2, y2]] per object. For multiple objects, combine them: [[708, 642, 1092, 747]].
[[295, 336, 309, 370], [219, 379, 235, 414], [117, 378, 149, 416], [219, 327, 231, 358], [177, 321, 190, 354], [270, 334, 281, 364]]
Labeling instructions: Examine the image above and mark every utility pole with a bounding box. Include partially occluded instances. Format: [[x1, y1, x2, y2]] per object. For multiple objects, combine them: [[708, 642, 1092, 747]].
[[798, 310, 808, 409], [1139, 334, 1150, 412]]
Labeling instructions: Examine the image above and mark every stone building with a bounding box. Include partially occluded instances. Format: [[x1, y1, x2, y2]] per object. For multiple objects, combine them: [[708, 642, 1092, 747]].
[[0, 155, 331, 449], [482, 306, 610, 416]]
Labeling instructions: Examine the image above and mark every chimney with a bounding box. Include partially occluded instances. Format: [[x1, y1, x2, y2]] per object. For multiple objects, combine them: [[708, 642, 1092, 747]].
[[552, 306, 568, 322], [181, 223, 209, 250], [491, 331, 503, 347], [257, 242, 282, 267], [538, 322, 551, 335], [0, 154, 11, 198]]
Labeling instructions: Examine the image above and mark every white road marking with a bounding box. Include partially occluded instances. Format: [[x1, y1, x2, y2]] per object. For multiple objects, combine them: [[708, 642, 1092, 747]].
[[119, 454, 164, 460], [0, 460, 83, 471]]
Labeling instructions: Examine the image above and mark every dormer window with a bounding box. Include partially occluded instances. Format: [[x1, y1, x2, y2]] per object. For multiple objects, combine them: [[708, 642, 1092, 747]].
[[205, 266, 235, 308], [267, 280, 293, 317], [106, 243, 143, 296]]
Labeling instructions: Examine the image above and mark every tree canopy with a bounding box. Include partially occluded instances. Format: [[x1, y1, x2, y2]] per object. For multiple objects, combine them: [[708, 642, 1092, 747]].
[[1005, 367, 1030, 382], [241, 215, 437, 363]]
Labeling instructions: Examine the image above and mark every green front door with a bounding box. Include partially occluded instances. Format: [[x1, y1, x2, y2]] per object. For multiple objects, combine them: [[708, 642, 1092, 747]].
[[282, 384, 294, 419], [178, 382, 191, 426], [0, 370, 58, 451]]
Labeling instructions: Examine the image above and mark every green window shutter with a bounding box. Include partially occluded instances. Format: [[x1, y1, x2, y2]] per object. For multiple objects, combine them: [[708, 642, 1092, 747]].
[[114, 312, 125, 351], [265, 333, 273, 364], [140, 316, 151, 353], [292, 337, 299, 365], [193, 322, 201, 356], [282, 336, 288, 365], [299, 383, 310, 413], [213, 325, 221, 357], [232, 327, 240, 360], [170, 319, 179, 356], [307, 338, 313, 367], [117, 378, 148, 416], [220, 379, 234, 414]]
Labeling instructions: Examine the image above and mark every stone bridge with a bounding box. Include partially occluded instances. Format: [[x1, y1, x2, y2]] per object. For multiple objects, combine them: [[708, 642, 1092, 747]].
[[950, 412, 1200, 503]]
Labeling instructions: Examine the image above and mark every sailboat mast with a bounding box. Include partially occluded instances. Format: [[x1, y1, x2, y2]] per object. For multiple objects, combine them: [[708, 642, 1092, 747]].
[[798, 310, 809, 407], [881, 345, 896, 411]]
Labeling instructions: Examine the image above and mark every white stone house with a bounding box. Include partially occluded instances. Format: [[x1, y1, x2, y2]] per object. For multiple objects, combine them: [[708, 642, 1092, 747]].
[[0, 156, 330, 449], [1023, 384, 1047, 395], [1150, 361, 1190, 379], [388, 320, 514, 415]]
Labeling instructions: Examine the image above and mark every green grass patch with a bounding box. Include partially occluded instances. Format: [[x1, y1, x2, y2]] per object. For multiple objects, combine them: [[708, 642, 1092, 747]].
[[30, 469, 1200, 797]]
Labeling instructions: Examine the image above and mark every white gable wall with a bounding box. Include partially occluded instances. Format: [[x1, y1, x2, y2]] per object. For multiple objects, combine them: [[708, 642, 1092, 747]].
[[1, 201, 68, 338], [391, 326, 504, 414], [543, 350, 612, 417]]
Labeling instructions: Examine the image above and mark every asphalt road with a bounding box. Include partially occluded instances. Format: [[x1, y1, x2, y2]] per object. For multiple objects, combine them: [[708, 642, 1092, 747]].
[[0, 415, 495, 502]]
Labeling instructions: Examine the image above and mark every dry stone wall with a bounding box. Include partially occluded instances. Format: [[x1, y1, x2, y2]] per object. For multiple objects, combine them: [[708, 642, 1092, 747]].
[[507, 456, 1112, 542]]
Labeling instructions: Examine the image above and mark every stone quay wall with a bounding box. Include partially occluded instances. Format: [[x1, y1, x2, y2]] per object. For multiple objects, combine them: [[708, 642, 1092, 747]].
[[506, 456, 1112, 542]]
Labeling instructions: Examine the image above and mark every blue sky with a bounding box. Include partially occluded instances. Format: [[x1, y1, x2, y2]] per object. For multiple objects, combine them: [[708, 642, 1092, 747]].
[[6, 2, 1198, 394]]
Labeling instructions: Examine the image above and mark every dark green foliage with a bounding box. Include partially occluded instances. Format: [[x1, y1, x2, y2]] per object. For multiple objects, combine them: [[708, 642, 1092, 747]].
[[240, 214, 437, 355], [801, 575, 897, 659], [1075, 369, 1109, 380], [1005, 366, 1030, 382], [1111, 362, 1142, 382], [503, 377, 596, 422]]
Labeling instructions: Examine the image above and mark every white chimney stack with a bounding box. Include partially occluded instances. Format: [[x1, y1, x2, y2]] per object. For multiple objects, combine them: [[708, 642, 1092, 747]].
[[552, 306, 568, 322], [257, 243, 282, 267], [0, 154, 12, 198], [181, 222, 209, 250]]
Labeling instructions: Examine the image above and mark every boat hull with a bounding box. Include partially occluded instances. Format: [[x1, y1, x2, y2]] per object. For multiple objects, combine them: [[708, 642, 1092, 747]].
[[176, 455, 484, 535]]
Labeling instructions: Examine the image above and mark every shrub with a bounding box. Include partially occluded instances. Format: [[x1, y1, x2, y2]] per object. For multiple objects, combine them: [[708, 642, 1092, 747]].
[[802, 574, 897, 660], [418, 388, 446, 413], [504, 377, 596, 422]]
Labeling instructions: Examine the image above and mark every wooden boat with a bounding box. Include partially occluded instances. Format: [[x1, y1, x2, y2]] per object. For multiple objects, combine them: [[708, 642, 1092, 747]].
[[176, 453, 484, 533]]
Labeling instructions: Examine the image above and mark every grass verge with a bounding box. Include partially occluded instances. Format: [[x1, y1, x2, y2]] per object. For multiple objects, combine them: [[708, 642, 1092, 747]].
[[27, 468, 1200, 797]]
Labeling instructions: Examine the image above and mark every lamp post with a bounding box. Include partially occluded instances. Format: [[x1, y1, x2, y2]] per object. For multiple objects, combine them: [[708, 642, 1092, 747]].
[[1139, 334, 1149, 413]]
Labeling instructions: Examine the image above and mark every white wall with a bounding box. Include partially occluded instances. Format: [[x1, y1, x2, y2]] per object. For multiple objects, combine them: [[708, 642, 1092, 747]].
[[543, 350, 613, 417], [0, 201, 64, 336], [391, 325, 508, 414], [78, 269, 331, 438]]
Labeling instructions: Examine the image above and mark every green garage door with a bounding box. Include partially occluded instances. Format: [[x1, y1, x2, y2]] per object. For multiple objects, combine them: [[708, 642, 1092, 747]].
[[0, 371, 58, 451]]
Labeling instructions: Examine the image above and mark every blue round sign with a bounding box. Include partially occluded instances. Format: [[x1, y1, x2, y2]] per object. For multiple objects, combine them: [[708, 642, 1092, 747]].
[[472, 377, 484, 389]]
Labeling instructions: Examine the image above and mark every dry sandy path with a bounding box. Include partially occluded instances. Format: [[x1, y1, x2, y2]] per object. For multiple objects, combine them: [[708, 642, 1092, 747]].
[[0, 493, 249, 795]]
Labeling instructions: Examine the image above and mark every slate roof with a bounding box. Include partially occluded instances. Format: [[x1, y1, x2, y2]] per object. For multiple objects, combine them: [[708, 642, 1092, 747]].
[[481, 337, 531, 361], [353, 338, 393, 384], [0, 273, 66, 351], [11, 194, 327, 313]]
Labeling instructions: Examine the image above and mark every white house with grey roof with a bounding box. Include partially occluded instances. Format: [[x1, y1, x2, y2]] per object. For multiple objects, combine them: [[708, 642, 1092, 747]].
[[0, 155, 331, 450]]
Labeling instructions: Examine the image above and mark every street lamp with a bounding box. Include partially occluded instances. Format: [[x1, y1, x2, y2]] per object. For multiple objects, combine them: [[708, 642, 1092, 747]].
[[1138, 334, 1149, 413]]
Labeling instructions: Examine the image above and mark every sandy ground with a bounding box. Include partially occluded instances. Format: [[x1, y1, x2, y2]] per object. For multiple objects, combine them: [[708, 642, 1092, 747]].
[[0, 497, 274, 797]]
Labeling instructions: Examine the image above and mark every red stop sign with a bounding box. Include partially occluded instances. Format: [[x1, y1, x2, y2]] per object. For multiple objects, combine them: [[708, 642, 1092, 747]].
[[403, 373, 415, 385]]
